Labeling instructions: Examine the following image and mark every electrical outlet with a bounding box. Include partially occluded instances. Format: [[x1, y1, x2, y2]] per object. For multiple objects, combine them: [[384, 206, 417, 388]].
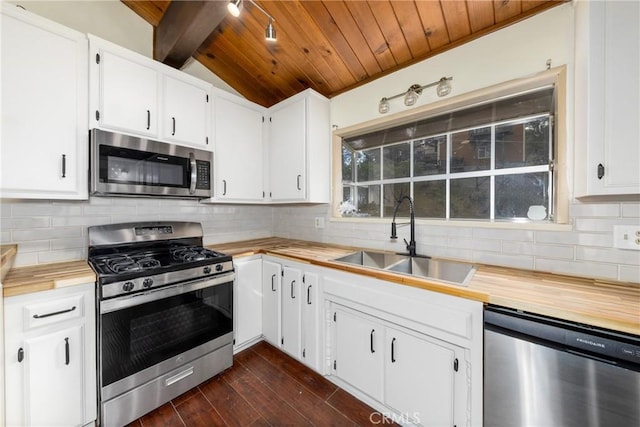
[[613, 225, 640, 251], [314, 217, 325, 229]]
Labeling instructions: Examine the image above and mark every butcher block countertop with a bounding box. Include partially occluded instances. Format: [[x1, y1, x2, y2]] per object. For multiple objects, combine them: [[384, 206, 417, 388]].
[[1, 260, 96, 298], [213, 237, 640, 336], [1, 238, 638, 335]]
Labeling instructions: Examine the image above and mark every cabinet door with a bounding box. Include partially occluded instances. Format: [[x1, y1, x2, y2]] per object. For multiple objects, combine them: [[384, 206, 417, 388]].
[[23, 325, 85, 427], [1, 7, 88, 199], [384, 327, 458, 426], [575, 0, 640, 196], [234, 258, 263, 350], [281, 266, 302, 358], [268, 98, 306, 201], [301, 272, 319, 370], [333, 306, 383, 401], [96, 49, 158, 136], [261, 260, 281, 346], [162, 75, 210, 148], [215, 96, 265, 201]]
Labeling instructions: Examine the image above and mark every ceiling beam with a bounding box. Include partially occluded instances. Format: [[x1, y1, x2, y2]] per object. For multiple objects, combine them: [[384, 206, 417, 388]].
[[154, 0, 228, 69]]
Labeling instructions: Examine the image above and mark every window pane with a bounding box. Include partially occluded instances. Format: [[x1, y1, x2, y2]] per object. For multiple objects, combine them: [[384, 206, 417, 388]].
[[356, 185, 380, 217], [451, 127, 491, 173], [383, 182, 410, 217], [414, 136, 446, 176], [414, 181, 446, 218], [356, 148, 380, 181], [450, 177, 490, 219], [496, 117, 550, 169], [495, 172, 550, 220], [342, 145, 354, 182], [383, 143, 411, 179], [342, 185, 353, 203]]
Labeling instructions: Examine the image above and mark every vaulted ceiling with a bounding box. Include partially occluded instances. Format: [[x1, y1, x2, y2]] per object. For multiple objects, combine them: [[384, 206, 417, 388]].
[[123, 0, 566, 107]]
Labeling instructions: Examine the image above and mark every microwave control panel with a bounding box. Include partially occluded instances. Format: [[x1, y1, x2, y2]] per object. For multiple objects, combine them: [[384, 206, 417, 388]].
[[196, 161, 211, 189]]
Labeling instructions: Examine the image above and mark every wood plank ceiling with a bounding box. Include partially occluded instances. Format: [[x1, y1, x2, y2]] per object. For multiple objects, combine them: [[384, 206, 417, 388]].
[[123, 0, 567, 107]]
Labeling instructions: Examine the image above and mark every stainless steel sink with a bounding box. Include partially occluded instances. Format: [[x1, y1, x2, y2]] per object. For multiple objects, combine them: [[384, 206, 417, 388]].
[[385, 257, 476, 286], [332, 250, 407, 269], [332, 250, 475, 286]]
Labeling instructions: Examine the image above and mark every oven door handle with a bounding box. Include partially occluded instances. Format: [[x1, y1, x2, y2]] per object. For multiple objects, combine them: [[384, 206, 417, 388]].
[[100, 272, 235, 314]]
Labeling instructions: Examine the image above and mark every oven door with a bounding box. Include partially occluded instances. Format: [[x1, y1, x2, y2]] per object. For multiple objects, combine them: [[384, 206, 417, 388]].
[[99, 272, 233, 400]]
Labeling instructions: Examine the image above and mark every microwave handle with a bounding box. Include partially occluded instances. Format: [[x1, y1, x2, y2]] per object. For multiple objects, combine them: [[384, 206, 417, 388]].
[[189, 153, 197, 194]]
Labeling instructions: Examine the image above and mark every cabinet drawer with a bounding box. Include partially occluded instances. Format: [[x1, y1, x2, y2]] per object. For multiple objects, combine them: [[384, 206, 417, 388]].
[[24, 293, 84, 330]]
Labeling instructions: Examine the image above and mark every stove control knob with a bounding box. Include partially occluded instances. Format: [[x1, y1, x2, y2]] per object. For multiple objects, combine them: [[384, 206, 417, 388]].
[[143, 278, 153, 288], [203, 266, 212, 274], [122, 282, 135, 292], [215, 264, 223, 272]]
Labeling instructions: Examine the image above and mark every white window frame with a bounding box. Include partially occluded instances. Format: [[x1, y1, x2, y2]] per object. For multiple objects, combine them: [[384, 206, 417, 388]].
[[332, 66, 569, 226]]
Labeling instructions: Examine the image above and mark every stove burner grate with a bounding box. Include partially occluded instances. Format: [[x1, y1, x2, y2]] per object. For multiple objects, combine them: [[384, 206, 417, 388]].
[[171, 246, 217, 263], [103, 255, 161, 274]]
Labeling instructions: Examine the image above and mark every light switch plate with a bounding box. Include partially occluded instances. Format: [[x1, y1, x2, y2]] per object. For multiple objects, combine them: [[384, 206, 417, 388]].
[[314, 217, 325, 229], [613, 225, 640, 250]]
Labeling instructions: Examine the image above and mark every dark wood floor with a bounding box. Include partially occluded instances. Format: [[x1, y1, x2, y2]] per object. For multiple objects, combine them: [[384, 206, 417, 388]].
[[126, 340, 392, 426]]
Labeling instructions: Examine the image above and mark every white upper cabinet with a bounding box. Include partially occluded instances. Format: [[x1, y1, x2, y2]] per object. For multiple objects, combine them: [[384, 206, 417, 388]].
[[89, 35, 211, 149], [267, 89, 331, 203], [91, 43, 159, 137], [1, 4, 88, 200], [212, 91, 266, 201], [574, 0, 640, 197], [161, 74, 211, 148]]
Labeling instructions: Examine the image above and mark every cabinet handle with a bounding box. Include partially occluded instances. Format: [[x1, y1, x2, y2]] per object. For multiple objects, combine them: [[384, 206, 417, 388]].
[[296, 174, 302, 191], [370, 329, 375, 353], [291, 280, 296, 299], [172, 117, 176, 135], [165, 367, 194, 386], [307, 284, 312, 305], [64, 337, 70, 365], [391, 337, 396, 363], [33, 305, 76, 319], [61, 154, 67, 178], [271, 274, 276, 292], [597, 163, 605, 180], [18, 348, 24, 363], [146, 109, 151, 130], [222, 180, 227, 196]]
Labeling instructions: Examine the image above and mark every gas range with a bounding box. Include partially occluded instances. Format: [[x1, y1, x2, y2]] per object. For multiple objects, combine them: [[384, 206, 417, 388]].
[[88, 222, 233, 299]]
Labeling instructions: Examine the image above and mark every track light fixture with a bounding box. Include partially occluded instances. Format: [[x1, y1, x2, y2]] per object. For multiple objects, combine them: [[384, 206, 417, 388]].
[[378, 76, 453, 114], [228, 0, 277, 42]]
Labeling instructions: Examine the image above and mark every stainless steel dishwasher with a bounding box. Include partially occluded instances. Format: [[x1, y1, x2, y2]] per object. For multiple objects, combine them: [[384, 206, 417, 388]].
[[484, 305, 640, 427]]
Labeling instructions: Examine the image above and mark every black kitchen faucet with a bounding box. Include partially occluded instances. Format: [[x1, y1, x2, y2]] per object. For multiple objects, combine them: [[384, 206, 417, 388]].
[[390, 195, 418, 257]]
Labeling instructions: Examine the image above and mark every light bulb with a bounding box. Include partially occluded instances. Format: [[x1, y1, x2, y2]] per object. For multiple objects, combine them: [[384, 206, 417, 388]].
[[436, 77, 451, 97], [378, 97, 390, 114], [404, 85, 421, 106], [228, 0, 242, 17]]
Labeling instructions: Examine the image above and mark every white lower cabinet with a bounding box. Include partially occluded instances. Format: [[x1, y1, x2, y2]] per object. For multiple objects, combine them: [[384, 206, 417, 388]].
[[325, 271, 482, 427], [233, 256, 263, 351], [4, 283, 96, 427], [261, 257, 323, 371], [261, 259, 282, 347]]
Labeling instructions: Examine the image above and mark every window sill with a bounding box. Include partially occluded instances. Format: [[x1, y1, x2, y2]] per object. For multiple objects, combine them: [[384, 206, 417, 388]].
[[330, 216, 573, 231]]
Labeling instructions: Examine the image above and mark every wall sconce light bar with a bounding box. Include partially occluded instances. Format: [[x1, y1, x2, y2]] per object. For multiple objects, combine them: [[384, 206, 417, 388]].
[[378, 76, 453, 114]]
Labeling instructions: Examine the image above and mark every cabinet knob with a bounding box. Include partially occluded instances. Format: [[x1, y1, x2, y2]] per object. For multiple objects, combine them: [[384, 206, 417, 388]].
[[597, 163, 605, 180], [17, 348, 24, 363]]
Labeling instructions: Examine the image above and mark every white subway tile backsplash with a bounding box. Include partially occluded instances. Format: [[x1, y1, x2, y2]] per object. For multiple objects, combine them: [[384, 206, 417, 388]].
[[535, 231, 612, 247], [448, 237, 501, 252], [12, 227, 82, 242], [4, 217, 51, 229], [575, 218, 639, 233], [576, 247, 640, 266], [621, 203, 640, 218], [619, 265, 640, 283], [472, 228, 534, 241], [473, 251, 534, 270], [569, 202, 620, 218], [11, 202, 83, 217], [52, 216, 112, 227], [535, 258, 618, 281], [39, 249, 85, 264]]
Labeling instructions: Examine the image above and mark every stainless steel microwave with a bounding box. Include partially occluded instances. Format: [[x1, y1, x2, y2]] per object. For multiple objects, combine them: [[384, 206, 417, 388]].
[[90, 129, 212, 199]]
